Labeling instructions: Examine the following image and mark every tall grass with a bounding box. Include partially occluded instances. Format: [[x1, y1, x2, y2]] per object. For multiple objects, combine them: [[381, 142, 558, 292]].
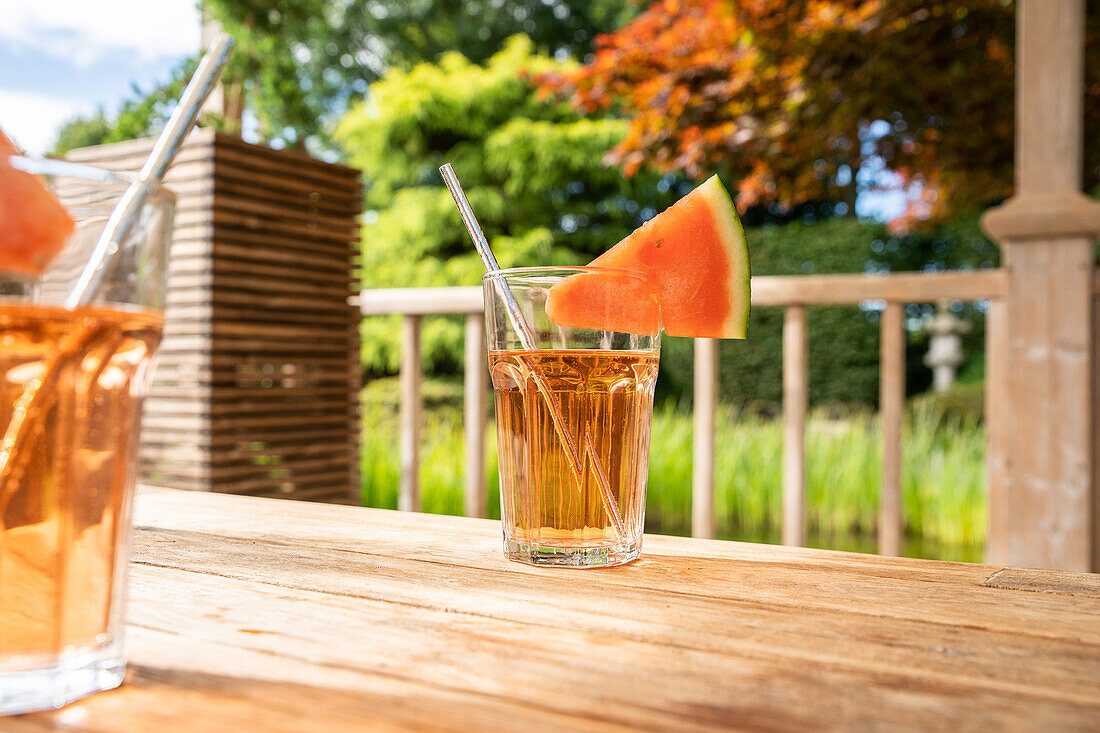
[[361, 380, 986, 561]]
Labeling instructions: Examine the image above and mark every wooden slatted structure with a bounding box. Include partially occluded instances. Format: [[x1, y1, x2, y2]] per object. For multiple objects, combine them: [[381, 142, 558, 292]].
[[67, 130, 362, 503]]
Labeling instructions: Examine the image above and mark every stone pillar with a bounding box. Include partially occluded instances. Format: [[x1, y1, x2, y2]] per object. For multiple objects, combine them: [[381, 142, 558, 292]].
[[981, 0, 1100, 570]]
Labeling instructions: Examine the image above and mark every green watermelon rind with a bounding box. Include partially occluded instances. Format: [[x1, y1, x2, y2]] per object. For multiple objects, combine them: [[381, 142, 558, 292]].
[[697, 175, 751, 339]]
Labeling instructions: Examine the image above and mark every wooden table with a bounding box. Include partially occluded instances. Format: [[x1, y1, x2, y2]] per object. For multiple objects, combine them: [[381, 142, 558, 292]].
[[17, 488, 1100, 732]]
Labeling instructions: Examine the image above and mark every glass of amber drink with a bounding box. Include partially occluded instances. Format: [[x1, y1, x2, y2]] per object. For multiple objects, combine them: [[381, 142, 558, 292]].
[[0, 157, 172, 714], [484, 267, 660, 568]]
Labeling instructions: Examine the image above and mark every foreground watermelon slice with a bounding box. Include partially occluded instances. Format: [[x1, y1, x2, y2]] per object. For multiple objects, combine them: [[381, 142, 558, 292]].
[[547, 175, 750, 339], [0, 128, 75, 276]]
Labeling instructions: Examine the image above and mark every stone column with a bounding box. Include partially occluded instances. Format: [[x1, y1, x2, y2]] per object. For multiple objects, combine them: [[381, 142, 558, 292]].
[[981, 0, 1100, 570]]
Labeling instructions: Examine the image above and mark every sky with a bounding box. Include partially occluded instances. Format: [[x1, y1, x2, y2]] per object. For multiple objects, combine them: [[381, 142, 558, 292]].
[[0, 0, 202, 155]]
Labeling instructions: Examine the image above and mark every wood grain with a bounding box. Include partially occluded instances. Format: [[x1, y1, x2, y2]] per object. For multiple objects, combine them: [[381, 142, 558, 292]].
[[17, 487, 1100, 732]]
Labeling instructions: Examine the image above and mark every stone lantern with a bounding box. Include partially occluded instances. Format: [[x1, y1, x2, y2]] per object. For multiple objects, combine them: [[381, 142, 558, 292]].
[[923, 300, 971, 393]]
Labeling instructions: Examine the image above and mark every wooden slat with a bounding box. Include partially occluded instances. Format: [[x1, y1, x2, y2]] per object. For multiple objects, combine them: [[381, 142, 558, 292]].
[[215, 133, 361, 180], [213, 177, 362, 216], [214, 193, 361, 234], [692, 338, 718, 539], [879, 303, 905, 556], [205, 471, 355, 496], [145, 398, 352, 418], [200, 240, 354, 270], [400, 315, 422, 513], [464, 314, 488, 518], [141, 426, 356, 449], [210, 227, 361, 258], [171, 289, 355, 314], [170, 258, 353, 287], [213, 167, 362, 208], [782, 306, 807, 547]]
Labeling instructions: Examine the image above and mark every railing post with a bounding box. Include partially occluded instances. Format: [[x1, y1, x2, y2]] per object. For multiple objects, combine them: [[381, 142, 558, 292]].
[[782, 306, 807, 546], [464, 313, 488, 518], [985, 299, 1009, 562], [399, 315, 422, 512], [692, 338, 718, 539], [879, 303, 905, 556]]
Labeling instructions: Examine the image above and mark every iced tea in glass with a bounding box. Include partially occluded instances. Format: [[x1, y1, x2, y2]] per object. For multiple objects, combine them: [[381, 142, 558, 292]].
[[0, 156, 172, 714], [484, 267, 660, 567]]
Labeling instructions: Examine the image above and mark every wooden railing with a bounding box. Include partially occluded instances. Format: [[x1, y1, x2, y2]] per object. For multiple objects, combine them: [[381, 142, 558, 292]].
[[358, 269, 1009, 554]]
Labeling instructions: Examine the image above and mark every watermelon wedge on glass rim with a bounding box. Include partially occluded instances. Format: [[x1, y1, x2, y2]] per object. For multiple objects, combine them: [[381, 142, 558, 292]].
[[0, 128, 75, 276], [546, 174, 750, 339]]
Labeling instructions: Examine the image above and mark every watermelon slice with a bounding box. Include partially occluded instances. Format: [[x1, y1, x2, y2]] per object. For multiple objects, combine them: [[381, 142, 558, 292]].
[[546, 175, 749, 339], [0, 128, 75, 276]]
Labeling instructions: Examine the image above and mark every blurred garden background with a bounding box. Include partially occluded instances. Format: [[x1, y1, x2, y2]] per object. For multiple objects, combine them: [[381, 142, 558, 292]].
[[49, 1, 1100, 560]]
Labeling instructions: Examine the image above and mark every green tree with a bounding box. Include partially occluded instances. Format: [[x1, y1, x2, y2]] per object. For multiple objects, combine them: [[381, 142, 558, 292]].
[[52, 111, 113, 157], [335, 35, 676, 373], [202, 0, 636, 150]]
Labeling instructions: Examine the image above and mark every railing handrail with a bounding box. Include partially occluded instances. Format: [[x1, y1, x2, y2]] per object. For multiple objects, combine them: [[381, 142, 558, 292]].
[[357, 286, 483, 315], [356, 270, 1009, 317]]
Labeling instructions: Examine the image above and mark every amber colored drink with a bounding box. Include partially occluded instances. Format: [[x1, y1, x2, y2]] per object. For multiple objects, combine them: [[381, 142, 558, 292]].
[[489, 349, 658, 562], [0, 303, 163, 660]]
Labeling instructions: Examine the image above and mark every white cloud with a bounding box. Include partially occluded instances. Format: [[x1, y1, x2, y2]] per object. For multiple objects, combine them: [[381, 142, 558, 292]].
[[0, 1, 201, 66], [0, 89, 95, 155]]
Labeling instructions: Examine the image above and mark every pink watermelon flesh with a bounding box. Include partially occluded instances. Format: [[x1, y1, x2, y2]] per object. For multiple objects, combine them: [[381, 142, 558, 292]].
[[547, 175, 750, 339], [0, 128, 75, 276]]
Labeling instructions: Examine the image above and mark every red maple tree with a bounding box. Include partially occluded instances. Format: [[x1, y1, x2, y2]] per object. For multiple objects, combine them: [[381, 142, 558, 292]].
[[542, 0, 1099, 224]]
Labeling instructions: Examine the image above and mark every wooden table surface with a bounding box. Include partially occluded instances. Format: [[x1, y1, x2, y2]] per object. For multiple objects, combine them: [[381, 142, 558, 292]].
[[16, 487, 1100, 732]]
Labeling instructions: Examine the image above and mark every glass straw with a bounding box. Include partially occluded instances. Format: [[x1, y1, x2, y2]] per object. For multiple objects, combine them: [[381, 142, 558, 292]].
[[440, 163, 627, 541]]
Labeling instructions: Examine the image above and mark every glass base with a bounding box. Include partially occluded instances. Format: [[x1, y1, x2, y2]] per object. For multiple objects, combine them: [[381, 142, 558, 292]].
[[504, 536, 640, 567], [0, 643, 125, 716]]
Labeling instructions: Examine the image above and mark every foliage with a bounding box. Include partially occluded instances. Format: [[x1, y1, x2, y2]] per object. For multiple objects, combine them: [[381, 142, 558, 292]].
[[542, 0, 1100, 224], [360, 380, 986, 560], [52, 58, 203, 157], [52, 111, 113, 157], [656, 213, 994, 408], [201, 0, 636, 150], [337, 35, 680, 373], [907, 381, 985, 427]]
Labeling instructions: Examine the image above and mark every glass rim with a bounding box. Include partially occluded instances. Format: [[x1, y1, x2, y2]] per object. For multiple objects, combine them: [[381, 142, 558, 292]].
[[483, 265, 648, 282], [6, 153, 175, 204]]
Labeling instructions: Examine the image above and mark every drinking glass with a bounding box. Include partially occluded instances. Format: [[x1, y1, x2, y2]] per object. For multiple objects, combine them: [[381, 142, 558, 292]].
[[484, 267, 660, 567], [0, 156, 173, 714]]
